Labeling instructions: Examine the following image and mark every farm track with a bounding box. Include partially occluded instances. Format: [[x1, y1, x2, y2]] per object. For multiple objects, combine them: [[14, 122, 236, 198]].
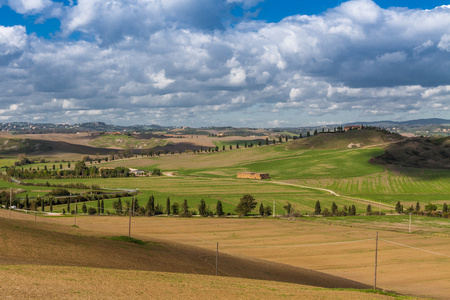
[[268, 180, 395, 209]]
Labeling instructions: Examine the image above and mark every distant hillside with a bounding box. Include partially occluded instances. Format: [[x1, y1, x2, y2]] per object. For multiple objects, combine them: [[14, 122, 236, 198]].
[[288, 129, 403, 150], [0, 137, 52, 154], [89, 134, 167, 149], [371, 137, 450, 169]]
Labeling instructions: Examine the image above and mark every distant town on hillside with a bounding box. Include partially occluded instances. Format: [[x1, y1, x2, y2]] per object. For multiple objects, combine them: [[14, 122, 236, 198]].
[[1, 118, 449, 137]]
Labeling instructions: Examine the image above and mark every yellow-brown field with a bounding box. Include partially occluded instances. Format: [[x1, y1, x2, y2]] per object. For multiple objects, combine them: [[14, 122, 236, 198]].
[[3, 209, 447, 299], [1, 265, 402, 300]]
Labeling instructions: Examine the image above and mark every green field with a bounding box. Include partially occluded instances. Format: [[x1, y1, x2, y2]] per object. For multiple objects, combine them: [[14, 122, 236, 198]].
[[2, 135, 450, 216], [88, 134, 166, 149]]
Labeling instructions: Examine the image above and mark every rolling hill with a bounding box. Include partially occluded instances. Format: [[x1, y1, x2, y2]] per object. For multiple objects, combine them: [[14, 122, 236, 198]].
[[287, 129, 403, 150]]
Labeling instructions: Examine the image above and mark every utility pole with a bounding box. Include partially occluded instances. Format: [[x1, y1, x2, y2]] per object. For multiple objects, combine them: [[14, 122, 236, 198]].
[[374, 231, 378, 290], [409, 213, 412, 234], [74, 198, 77, 226], [128, 198, 133, 237], [9, 187, 12, 219], [273, 200, 275, 217]]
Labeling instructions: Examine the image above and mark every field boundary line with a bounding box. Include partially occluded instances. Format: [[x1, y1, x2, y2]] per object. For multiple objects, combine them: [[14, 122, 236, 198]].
[[380, 239, 450, 258], [221, 238, 375, 248]]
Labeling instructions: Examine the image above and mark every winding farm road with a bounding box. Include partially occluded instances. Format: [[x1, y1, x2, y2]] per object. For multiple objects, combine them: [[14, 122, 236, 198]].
[[268, 180, 394, 209]]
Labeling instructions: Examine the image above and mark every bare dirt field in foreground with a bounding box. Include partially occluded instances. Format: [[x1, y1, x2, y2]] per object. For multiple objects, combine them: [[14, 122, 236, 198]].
[[1, 265, 404, 300], [5, 210, 448, 299]]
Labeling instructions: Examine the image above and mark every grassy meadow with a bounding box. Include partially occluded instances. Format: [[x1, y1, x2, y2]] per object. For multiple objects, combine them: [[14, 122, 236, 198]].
[[3, 138, 449, 215]]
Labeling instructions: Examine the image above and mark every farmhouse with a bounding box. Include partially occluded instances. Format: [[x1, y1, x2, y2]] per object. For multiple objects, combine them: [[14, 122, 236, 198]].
[[129, 168, 146, 176], [237, 172, 270, 180], [344, 125, 363, 131]]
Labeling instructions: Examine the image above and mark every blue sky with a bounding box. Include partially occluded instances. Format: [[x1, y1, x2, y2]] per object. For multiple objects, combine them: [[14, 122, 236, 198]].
[[0, 0, 449, 127]]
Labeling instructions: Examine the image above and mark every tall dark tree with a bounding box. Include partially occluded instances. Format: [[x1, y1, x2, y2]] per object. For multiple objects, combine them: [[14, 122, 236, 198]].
[[395, 201, 402, 213], [49, 198, 53, 212], [97, 199, 100, 215], [82, 203, 87, 214], [25, 194, 29, 210], [265, 137, 269, 145], [415, 201, 421, 212], [147, 195, 155, 216], [259, 203, 264, 216], [443, 203, 448, 213], [351, 205, 357, 216], [114, 198, 122, 214], [216, 200, 224, 217], [366, 204, 372, 215], [67, 200, 70, 213], [198, 199, 207, 217], [181, 199, 191, 217], [331, 202, 338, 214], [264, 205, 272, 216], [171, 202, 180, 215], [236, 194, 257, 216], [283, 202, 292, 215], [101, 199, 105, 214], [166, 197, 171, 215], [314, 200, 321, 215], [39, 197, 44, 212]]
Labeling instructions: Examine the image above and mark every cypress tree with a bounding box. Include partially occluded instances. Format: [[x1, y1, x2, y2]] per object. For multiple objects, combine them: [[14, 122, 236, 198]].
[[314, 200, 321, 215], [147, 195, 155, 216], [198, 199, 207, 217], [39, 197, 44, 212], [49, 198, 53, 212], [97, 199, 100, 215], [181, 199, 190, 217], [366, 204, 372, 215], [443, 203, 448, 213], [101, 199, 104, 214], [351, 205, 356, 216], [283, 202, 292, 215], [166, 197, 171, 215], [67, 200, 70, 212], [216, 200, 224, 217], [25, 194, 29, 210], [117, 198, 122, 214], [415, 201, 420, 212], [259, 203, 264, 216], [82, 203, 87, 214], [331, 202, 338, 214]]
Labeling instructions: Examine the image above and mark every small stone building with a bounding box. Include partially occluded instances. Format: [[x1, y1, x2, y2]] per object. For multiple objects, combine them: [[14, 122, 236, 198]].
[[237, 172, 270, 180]]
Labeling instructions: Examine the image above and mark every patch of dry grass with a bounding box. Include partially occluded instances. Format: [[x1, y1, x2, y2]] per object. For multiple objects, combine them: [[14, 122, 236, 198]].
[[0, 265, 406, 300]]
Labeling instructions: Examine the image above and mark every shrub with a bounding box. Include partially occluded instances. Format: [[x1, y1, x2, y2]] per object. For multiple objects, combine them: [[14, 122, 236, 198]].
[[236, 194, 257, 216], [88, 207, 97, 215]]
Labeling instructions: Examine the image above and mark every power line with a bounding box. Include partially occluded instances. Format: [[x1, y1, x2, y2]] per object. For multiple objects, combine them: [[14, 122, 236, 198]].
[[380, 239, 450, 258]]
